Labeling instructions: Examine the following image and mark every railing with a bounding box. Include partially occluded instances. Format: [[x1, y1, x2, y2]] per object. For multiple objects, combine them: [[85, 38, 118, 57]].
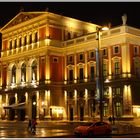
[[2, 25, 140, 58]]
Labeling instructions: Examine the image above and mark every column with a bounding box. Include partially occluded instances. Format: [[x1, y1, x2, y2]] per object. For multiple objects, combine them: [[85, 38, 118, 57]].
[[16, 63, 21, 86], [27, 65, 32, 84], [15, 93, 18, 119], [108, 87, 113, 115], [0, 95, 2, 119], [108, 47, 112, 79], [25, 92, 29, 119], [64, 91, 67, 120], [7, 68, 11, 87], [74, 53, 77, 83], [5, 94, 8, 119], [84, 52, 88, 82], [64, 55, 67, 83], [74, 90, 77, 120], [37, 58, 39, 85], [45, 54, 50, 82], [84, 89, 88, 120], [123, 85, 133, 117]]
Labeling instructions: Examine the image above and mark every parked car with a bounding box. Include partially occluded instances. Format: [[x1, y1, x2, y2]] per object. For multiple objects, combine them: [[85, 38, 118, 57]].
[[74, 121, 112, 137]]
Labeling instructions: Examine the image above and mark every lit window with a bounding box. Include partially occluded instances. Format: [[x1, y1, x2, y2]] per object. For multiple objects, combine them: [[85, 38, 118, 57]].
[[114, 61, 120, 75]]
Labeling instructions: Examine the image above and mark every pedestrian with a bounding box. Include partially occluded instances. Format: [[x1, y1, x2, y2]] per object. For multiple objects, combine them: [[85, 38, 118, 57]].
[[28, 119, 32, 132], [108, 116, 112, 124], [31, 119, 37, 134]]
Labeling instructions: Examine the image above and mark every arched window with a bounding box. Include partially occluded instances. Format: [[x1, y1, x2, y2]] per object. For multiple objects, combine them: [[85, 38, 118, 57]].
[[31, 60, 37, 81], [21, 63, 26, 82], [11, 65, 16, 83]]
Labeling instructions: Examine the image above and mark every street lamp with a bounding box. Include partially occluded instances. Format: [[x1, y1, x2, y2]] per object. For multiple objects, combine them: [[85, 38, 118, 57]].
[[96, 26, 109, 122]]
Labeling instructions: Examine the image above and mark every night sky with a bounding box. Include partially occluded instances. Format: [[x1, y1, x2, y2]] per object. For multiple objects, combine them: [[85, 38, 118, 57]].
[[0, 2, 140, 28]]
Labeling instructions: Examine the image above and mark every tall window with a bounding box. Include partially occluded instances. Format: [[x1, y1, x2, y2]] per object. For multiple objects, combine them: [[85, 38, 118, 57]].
[[134, 46, 139, 55], [115, 102, 122, 117], [69, 69, 73, 81], [24, 36, 27, 46], [14, 39, 17, 48], [34, 32, 38, 43], [11, 65, 16, 83], [90, 66, 94, 80], [9, 40, 12, 50], [29, 34, 32, 44], [116, 88, 121, 95], [103, 103, 108, 117], [79, 68, 84, 80], [113, 46, 120, 54], [19, 37, 22, 47], [103, 63, 107, 77], [114, 61, 120, 75], [134, 59, 140, 76], [31, 60, 37, 81], [21, 63, 26, 82]]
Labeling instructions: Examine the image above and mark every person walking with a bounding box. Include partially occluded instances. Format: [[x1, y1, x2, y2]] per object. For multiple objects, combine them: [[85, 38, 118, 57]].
[[31, 119, 37, 134]]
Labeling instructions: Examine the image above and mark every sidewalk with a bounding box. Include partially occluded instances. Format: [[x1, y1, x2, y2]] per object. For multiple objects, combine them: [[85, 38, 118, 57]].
[[111, 120, 140, 135]]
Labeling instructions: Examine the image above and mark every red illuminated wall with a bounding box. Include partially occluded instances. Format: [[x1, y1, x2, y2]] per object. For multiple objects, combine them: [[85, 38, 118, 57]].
[[39, 56, 46, 81], [3, 40, 8, 51], [50, 56, 64, 82], [2, 65, 7, 87], [39, 27, 46, 40], [49, 27, 62, 40]]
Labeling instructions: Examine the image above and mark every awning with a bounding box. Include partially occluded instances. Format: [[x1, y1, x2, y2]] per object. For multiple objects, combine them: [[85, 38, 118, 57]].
[[3, 102, 26, 110]]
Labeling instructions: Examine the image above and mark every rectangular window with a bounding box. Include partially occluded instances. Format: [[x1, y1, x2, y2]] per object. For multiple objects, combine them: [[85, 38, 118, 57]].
[[68, 56, 73, 62], [103, 63, 107, 77], [116, 88, 121, 95], [14, 39, 17, 48], [69, 69, 73, 81], [35, 32, 38, 42], [19, 37, 22, 47], [9, 40, 12, 50], [79, 68, 84, 80], [89, 51, 94, 58], [79, 54, 83, 60], [134, 46, 139, 55], [103, 49, 107, 56], [53, 57, 58, 62], [90, 66, 94, 80], [114, 62, 120, 75], [29, 34, 32, 44], [113, 45, 120, 54]]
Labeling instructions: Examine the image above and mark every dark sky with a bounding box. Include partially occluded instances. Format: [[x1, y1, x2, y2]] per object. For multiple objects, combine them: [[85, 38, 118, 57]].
[[0, 2, 140, 28]]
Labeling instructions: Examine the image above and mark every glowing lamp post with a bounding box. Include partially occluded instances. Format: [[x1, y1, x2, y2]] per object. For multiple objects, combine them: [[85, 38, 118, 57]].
[[96, 26, 109, 122]]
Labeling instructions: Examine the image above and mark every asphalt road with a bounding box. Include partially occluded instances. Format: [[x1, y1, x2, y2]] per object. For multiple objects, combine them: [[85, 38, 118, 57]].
[[0, 121, 140, 138]]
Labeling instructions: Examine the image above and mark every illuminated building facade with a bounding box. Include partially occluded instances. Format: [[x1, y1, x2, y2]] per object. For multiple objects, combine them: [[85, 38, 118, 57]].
[[0, 11, 140, 121]]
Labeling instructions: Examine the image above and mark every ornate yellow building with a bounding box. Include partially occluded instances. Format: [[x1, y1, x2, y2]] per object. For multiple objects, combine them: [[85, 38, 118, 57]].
[[0, 11, 140, 121]]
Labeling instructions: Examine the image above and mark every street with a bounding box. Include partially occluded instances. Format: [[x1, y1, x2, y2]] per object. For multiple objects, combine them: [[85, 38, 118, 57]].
[[0, 120, 140, 138]]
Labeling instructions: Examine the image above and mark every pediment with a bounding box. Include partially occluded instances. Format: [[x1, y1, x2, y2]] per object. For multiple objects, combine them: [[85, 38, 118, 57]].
[[1, 12, 44, 31]]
